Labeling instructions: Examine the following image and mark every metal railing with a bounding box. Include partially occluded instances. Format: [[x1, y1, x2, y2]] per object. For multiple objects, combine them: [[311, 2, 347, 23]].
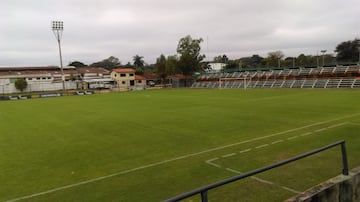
[[165, 140, 349, 202]]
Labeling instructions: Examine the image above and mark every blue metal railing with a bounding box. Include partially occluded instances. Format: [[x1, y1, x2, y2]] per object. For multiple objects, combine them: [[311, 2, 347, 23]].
[[165, 140, 349, 202]]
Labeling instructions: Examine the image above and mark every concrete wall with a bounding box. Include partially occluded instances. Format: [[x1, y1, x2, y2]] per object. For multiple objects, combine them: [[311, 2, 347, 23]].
[[286, 167, 360, 202], [1, 82, 77, 94]]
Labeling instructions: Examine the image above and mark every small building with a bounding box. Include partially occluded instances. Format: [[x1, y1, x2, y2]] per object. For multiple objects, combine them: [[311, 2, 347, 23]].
[[135, 75, 147, 89], [0, 66, 78, 94], [143, 73, 161, 86], [168, 74, 194, 88], [111, 68, 136, 90], [77, 67, 114, 89]]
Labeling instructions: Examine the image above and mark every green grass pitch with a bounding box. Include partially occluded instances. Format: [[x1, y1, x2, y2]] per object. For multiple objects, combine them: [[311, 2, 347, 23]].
[[1, 89, 360, 201]]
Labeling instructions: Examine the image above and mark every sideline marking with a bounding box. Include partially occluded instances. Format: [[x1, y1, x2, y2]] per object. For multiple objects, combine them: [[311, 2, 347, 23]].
[[300, 132, 312, 137], [271, 140, 284, 144], [328, 122, 349, 129], [239, 148, 252, 153], [255, 144, 269, 149], [6, 115, 359, 202], [204, 121, 350, 195], [206, 158, 219, 163], [314, 128, 327, 133], [222, 153, 236, 158], [287, 136, 299, 140]]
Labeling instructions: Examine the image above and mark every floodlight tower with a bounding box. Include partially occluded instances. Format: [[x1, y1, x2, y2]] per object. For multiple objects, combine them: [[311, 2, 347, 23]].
[[358, 39, 360, 64], [52, 21, 65, 92], [321, 50, 327, 66]]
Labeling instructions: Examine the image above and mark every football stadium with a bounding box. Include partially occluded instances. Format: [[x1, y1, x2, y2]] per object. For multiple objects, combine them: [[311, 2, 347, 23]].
[[2, 1, 360, 201], [1, 85, 360, 201]]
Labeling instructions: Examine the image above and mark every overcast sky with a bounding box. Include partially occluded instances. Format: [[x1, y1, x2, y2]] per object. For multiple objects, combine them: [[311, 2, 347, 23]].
[[1, 0, 359, 67]]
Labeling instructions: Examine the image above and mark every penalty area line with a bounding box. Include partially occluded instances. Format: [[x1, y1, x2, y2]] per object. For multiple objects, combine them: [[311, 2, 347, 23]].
[[6, 113, 360, 202]]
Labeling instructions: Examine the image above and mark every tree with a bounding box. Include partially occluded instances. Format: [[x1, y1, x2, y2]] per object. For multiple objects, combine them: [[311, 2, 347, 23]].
[[124, 62, 133, 68], [133, 55, 145, 68], [90, 56, 121, 70], [155, 54, 167, 80], [176, 35, 206, 75], [226, 60, 240, 69], [335, 38, 360, 62], [166, 55, 179, 75], [15, 78, 28, 92], [213, 54, 229, 63], [239, 55, 264, 68], [266, 51, 284, 68], [68, 61, 87, 68]]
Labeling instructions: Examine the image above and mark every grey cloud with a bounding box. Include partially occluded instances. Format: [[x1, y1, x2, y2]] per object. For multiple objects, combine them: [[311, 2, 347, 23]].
[[0, 0, 359, 66]]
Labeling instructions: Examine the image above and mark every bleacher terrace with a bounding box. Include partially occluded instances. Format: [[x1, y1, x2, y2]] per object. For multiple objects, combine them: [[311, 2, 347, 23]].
[[192, 65, 360, 89]]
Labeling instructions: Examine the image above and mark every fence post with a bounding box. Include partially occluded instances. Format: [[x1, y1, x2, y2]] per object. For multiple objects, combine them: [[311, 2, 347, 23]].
[[341, 142, 349, 175], [201, 191, 208, 202]]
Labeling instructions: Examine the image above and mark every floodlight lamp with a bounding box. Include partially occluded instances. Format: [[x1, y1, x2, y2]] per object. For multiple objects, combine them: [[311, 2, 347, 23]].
[[52, 21, 64, 30]]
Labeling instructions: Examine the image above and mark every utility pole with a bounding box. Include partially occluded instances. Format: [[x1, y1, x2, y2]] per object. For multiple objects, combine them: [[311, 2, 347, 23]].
[[321, 50, 327, 66], [316, 51, 319, 67]]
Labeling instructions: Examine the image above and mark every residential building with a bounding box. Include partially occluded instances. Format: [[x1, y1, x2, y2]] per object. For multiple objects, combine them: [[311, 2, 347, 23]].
[[111, 68, 135, 90], [135, 75, 147, 89]]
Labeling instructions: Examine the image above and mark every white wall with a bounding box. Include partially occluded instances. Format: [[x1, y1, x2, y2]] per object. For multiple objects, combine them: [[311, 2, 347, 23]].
[[0, 81, 77, 94], [207, 63, 226, 72]]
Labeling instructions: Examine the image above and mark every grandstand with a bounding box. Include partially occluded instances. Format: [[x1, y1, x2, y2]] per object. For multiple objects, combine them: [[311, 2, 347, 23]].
[[192, 65, 360, 89]]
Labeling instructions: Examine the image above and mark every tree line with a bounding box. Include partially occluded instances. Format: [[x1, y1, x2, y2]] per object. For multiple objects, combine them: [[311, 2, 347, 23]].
[[216, 38, 360, 70], [69, 35, 206, 77], [69, 37, 360, 76]]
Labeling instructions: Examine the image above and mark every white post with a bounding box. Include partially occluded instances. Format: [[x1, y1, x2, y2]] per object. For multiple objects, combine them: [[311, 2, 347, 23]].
[[244, 77, 247, 90]]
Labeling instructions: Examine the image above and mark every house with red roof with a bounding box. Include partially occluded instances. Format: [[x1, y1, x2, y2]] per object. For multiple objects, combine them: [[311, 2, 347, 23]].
[[111, 68, 136, 90], [135, 75, 147, 88]]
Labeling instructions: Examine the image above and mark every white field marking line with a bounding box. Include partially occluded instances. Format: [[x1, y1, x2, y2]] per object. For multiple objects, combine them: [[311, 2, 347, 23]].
[[6, 115, 359, 202], [300, 132, 312, 137], [205, 158, 223, 168], [226, 168, 241, 174], [347, 122, 360, 126], [271, 140, 284, 144], [222, 153, 236, 158], [314, 128, 327, 133], [206, 158, 219, 163], [224, 167, 301, 194], [287, 136, 299, 140], [225, 168, 273, 185], [281, 186, 302, 194], [204, 121, 351, 195], [239, 148, 252, 153], [255, 144, 269, 149], [251, 176, 274, 185], [205, 121, 346, 165], [327, 122, 349, 129], [205, 161, 222, 168]]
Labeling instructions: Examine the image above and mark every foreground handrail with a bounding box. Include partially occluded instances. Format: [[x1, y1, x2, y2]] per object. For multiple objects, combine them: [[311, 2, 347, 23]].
[[165, 140, 349, 202]]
